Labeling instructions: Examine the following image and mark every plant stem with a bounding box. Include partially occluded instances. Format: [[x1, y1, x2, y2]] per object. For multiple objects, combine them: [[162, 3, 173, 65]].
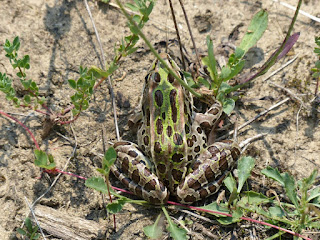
[[115, 0, 202, 98], [0, 110, 40, 149]]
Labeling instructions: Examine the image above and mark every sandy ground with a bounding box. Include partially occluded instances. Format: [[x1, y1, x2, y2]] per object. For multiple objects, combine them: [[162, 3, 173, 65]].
[[0, 0, 319, 239]]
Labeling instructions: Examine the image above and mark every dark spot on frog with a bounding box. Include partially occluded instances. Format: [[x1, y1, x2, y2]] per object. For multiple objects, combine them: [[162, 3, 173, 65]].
[[162, 112, 166, 120], [167, 126, 173, 137], [128, 150, 138, 158], [172, 153, 183, 162], [143, 135, 149, 146], [132, 169, 141, 183], [172, 169, 183, 181], [194, 146, 200, 153], [145, 179, 157, 191], [173, 133, 183, 145], [157, 164, 166, 174], [156, 119, 163, 134], [154, 142, 162, 153], [196, 127, 202, 134], [155, 90, 163, 107]]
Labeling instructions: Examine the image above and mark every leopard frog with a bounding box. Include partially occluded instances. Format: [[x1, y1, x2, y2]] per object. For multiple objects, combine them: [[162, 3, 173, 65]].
[[111, 53, 241, 204]]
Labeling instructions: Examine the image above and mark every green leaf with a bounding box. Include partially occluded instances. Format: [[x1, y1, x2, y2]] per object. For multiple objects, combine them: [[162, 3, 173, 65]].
[[104, 147, 117, 169], [304, 169, 318, 186], [217, 208, 242, 225], [268, 206, 286, 218], [238, 191, 271, 206], [220, 66, 231, 80], [237, 156, 255, 193], [203, 36, 218, 83], [261, 166, 285, 186], [16, 228, 27, 236], [222, 98, 235, 115], [143, 213, 163, 239], [201, 202, 230, 217], [224, 174, 237, 193], [125, 3, 139, 12], [24, 95, 31, 104], [308, 187, 320, 202], [68, 79, 77, 89], [25, 217, 33, 233], [239, 10, 268, 55], [167, 222, 187, 240], [282, 172, 299, 208], [85, 177, 109, 194], [106, 199, 127, 214], [34, 150, 56, 170]]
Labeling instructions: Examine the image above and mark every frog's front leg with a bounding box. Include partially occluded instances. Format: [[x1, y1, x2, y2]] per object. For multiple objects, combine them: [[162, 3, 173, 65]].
[[176, 140, 241, 204], [111, 141, 169, 205]]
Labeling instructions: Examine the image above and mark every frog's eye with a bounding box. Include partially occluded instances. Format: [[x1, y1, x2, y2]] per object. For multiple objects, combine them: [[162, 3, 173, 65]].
[[152, 72, 161, 83]]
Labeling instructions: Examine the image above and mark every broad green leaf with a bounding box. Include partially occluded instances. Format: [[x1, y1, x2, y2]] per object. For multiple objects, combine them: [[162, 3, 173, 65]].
[[282, 172, 299, 208], [104, 147, 117, 168], [220, 66, 231, 80], [106, 199, 127, 214], [237, 156, 255, 193], [34, 150, 56, 170], [125, 3, 139, 12], [23, 95, 31, 104], [201, 202, 230, 217], [238, 191, 271, 206], [268, 206, 286, 218], [239, 10, 268, 55], [224, 174, 236, 193], [68, 79, 76, 89], [143, 213, 163, 239], [261, 166, 285, 186], [85, 177, 109, 194], [16, 228, 27, 236], [167, 222, 187, 240], [222, 98, 235, 115]]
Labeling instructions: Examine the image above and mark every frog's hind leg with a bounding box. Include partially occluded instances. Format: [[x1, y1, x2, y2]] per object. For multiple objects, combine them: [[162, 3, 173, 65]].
[[111, 141, 169, 205], [176, 140, 240, 204]]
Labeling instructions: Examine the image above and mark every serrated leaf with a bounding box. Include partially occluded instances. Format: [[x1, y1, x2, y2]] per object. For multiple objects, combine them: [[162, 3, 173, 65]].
[[85, 177, 109, 194], [237, 156, 255, 193]]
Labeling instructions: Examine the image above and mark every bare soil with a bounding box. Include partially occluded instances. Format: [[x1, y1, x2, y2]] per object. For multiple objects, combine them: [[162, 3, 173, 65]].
[[0, 0, 319, 239]]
